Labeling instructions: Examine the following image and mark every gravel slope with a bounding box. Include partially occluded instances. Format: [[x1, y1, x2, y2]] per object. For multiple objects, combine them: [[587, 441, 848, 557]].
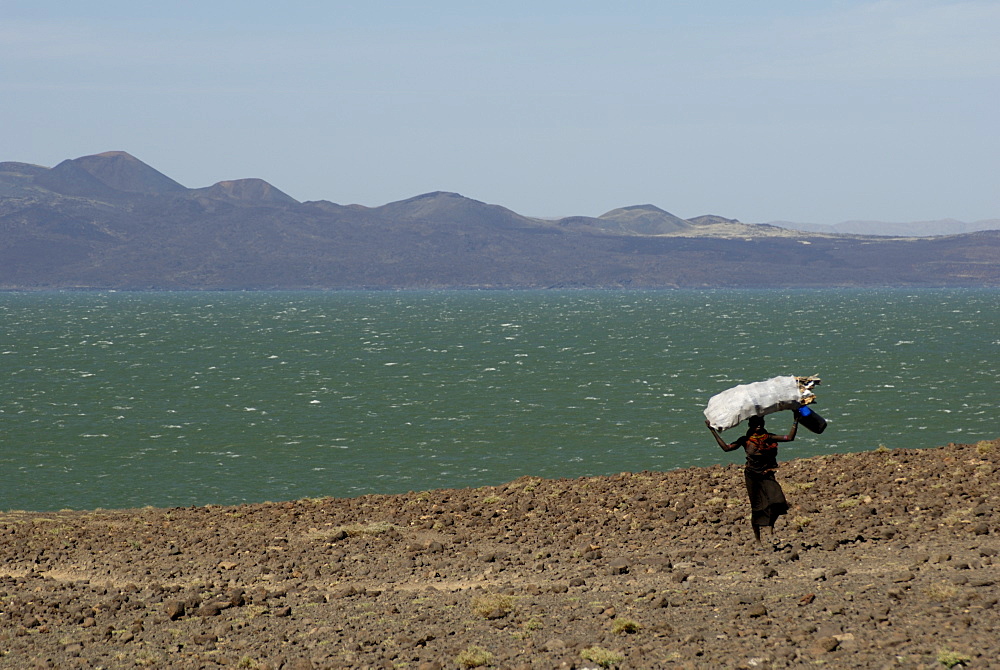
[[1, 439, 998, 669]]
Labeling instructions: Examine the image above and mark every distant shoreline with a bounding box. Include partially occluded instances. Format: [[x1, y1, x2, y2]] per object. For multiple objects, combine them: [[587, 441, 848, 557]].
[[4, 284, 1000, 293]]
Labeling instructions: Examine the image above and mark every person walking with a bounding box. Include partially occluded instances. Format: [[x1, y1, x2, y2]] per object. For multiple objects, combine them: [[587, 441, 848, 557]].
[[706, 413, 798, 543]]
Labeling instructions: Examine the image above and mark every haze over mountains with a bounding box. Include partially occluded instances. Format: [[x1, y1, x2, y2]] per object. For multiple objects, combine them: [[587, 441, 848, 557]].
[[768, 218, 1000, 237], [1, 151, 997, 289]]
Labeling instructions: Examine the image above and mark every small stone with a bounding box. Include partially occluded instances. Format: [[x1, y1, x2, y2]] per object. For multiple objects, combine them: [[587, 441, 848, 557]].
[[834, 632, 857, 650], [973, 503, 992, 516], [607, 558, 630, 575], [273, 605, 292, 617], [197, 602, 225, 617], [748, 604, 768, 618], [226, 589, 246, 607], [165, 600, 185, 620], [879, 634, 909, 648], [330, 585, 358, 599], [544, 638, 568, 652], [812, 636, 840, 653]]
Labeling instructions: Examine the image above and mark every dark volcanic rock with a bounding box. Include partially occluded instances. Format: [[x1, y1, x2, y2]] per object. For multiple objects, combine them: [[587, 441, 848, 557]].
[[164, 600, 185, 620]]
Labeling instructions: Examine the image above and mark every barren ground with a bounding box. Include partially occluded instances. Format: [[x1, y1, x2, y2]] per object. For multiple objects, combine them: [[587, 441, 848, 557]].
[[2, 439, 998, 669]]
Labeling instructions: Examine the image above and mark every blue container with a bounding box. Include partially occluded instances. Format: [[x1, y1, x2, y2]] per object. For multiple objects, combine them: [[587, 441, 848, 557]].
[[796, 405, 828, 434]]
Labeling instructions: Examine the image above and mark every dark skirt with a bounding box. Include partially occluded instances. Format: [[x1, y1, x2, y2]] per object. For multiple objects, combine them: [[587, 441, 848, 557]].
[[744, 469, 788, 528]]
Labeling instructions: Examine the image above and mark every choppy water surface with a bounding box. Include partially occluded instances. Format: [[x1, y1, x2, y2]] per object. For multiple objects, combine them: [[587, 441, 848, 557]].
[[1, 289, 996, 511]]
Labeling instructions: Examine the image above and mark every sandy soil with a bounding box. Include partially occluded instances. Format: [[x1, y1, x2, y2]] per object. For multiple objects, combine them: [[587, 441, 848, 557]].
[[1, 439, 998, 669]]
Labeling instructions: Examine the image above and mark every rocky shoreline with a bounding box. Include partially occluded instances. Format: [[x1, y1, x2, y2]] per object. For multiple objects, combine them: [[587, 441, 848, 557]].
[[2, 439, 998, 669]]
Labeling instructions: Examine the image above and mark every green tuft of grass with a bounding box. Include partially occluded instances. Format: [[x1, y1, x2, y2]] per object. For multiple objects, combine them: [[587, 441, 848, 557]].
[[581, 646, 625, 668], [522, 616, 544, 632], [924, 582, 962, 602], [937, 649, 972, 668], [456, 646, 494, 668], [611, 618, 641, 635], [521, 476, 543, 492], [471, 593, 515, 620]]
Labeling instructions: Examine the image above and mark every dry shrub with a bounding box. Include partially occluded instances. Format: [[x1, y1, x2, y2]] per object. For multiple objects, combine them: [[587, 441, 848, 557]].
[[611, 618, 641, 635], [581, 646, 625, 668], [456, 646, 494, 668], [924, 582, 962, 602], [471, 593, 515, 620], [937, 649, 972, 668]]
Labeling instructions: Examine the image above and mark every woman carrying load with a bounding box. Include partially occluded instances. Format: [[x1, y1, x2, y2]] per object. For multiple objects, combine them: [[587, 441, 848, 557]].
[[706, 414, 798, 543]]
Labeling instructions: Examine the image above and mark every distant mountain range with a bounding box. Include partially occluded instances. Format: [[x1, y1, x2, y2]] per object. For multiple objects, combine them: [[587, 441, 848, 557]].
[[1, 151, 997, 289]]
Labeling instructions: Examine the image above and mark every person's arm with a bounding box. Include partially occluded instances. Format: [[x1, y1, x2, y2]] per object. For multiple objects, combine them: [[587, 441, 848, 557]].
[[773, 414, 799, 442], [706, 420, 741, 452]]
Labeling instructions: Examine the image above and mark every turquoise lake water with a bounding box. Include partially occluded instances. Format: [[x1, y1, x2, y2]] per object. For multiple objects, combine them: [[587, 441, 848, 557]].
[[1, 289, 996, 512]]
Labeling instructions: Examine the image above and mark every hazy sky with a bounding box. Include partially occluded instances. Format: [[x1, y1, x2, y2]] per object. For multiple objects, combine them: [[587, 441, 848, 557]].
[[3, 1, 998, 224]]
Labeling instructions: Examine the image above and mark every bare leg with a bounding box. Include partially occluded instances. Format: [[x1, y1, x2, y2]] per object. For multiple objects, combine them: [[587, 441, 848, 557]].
[[752, 524, 762, 543]]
